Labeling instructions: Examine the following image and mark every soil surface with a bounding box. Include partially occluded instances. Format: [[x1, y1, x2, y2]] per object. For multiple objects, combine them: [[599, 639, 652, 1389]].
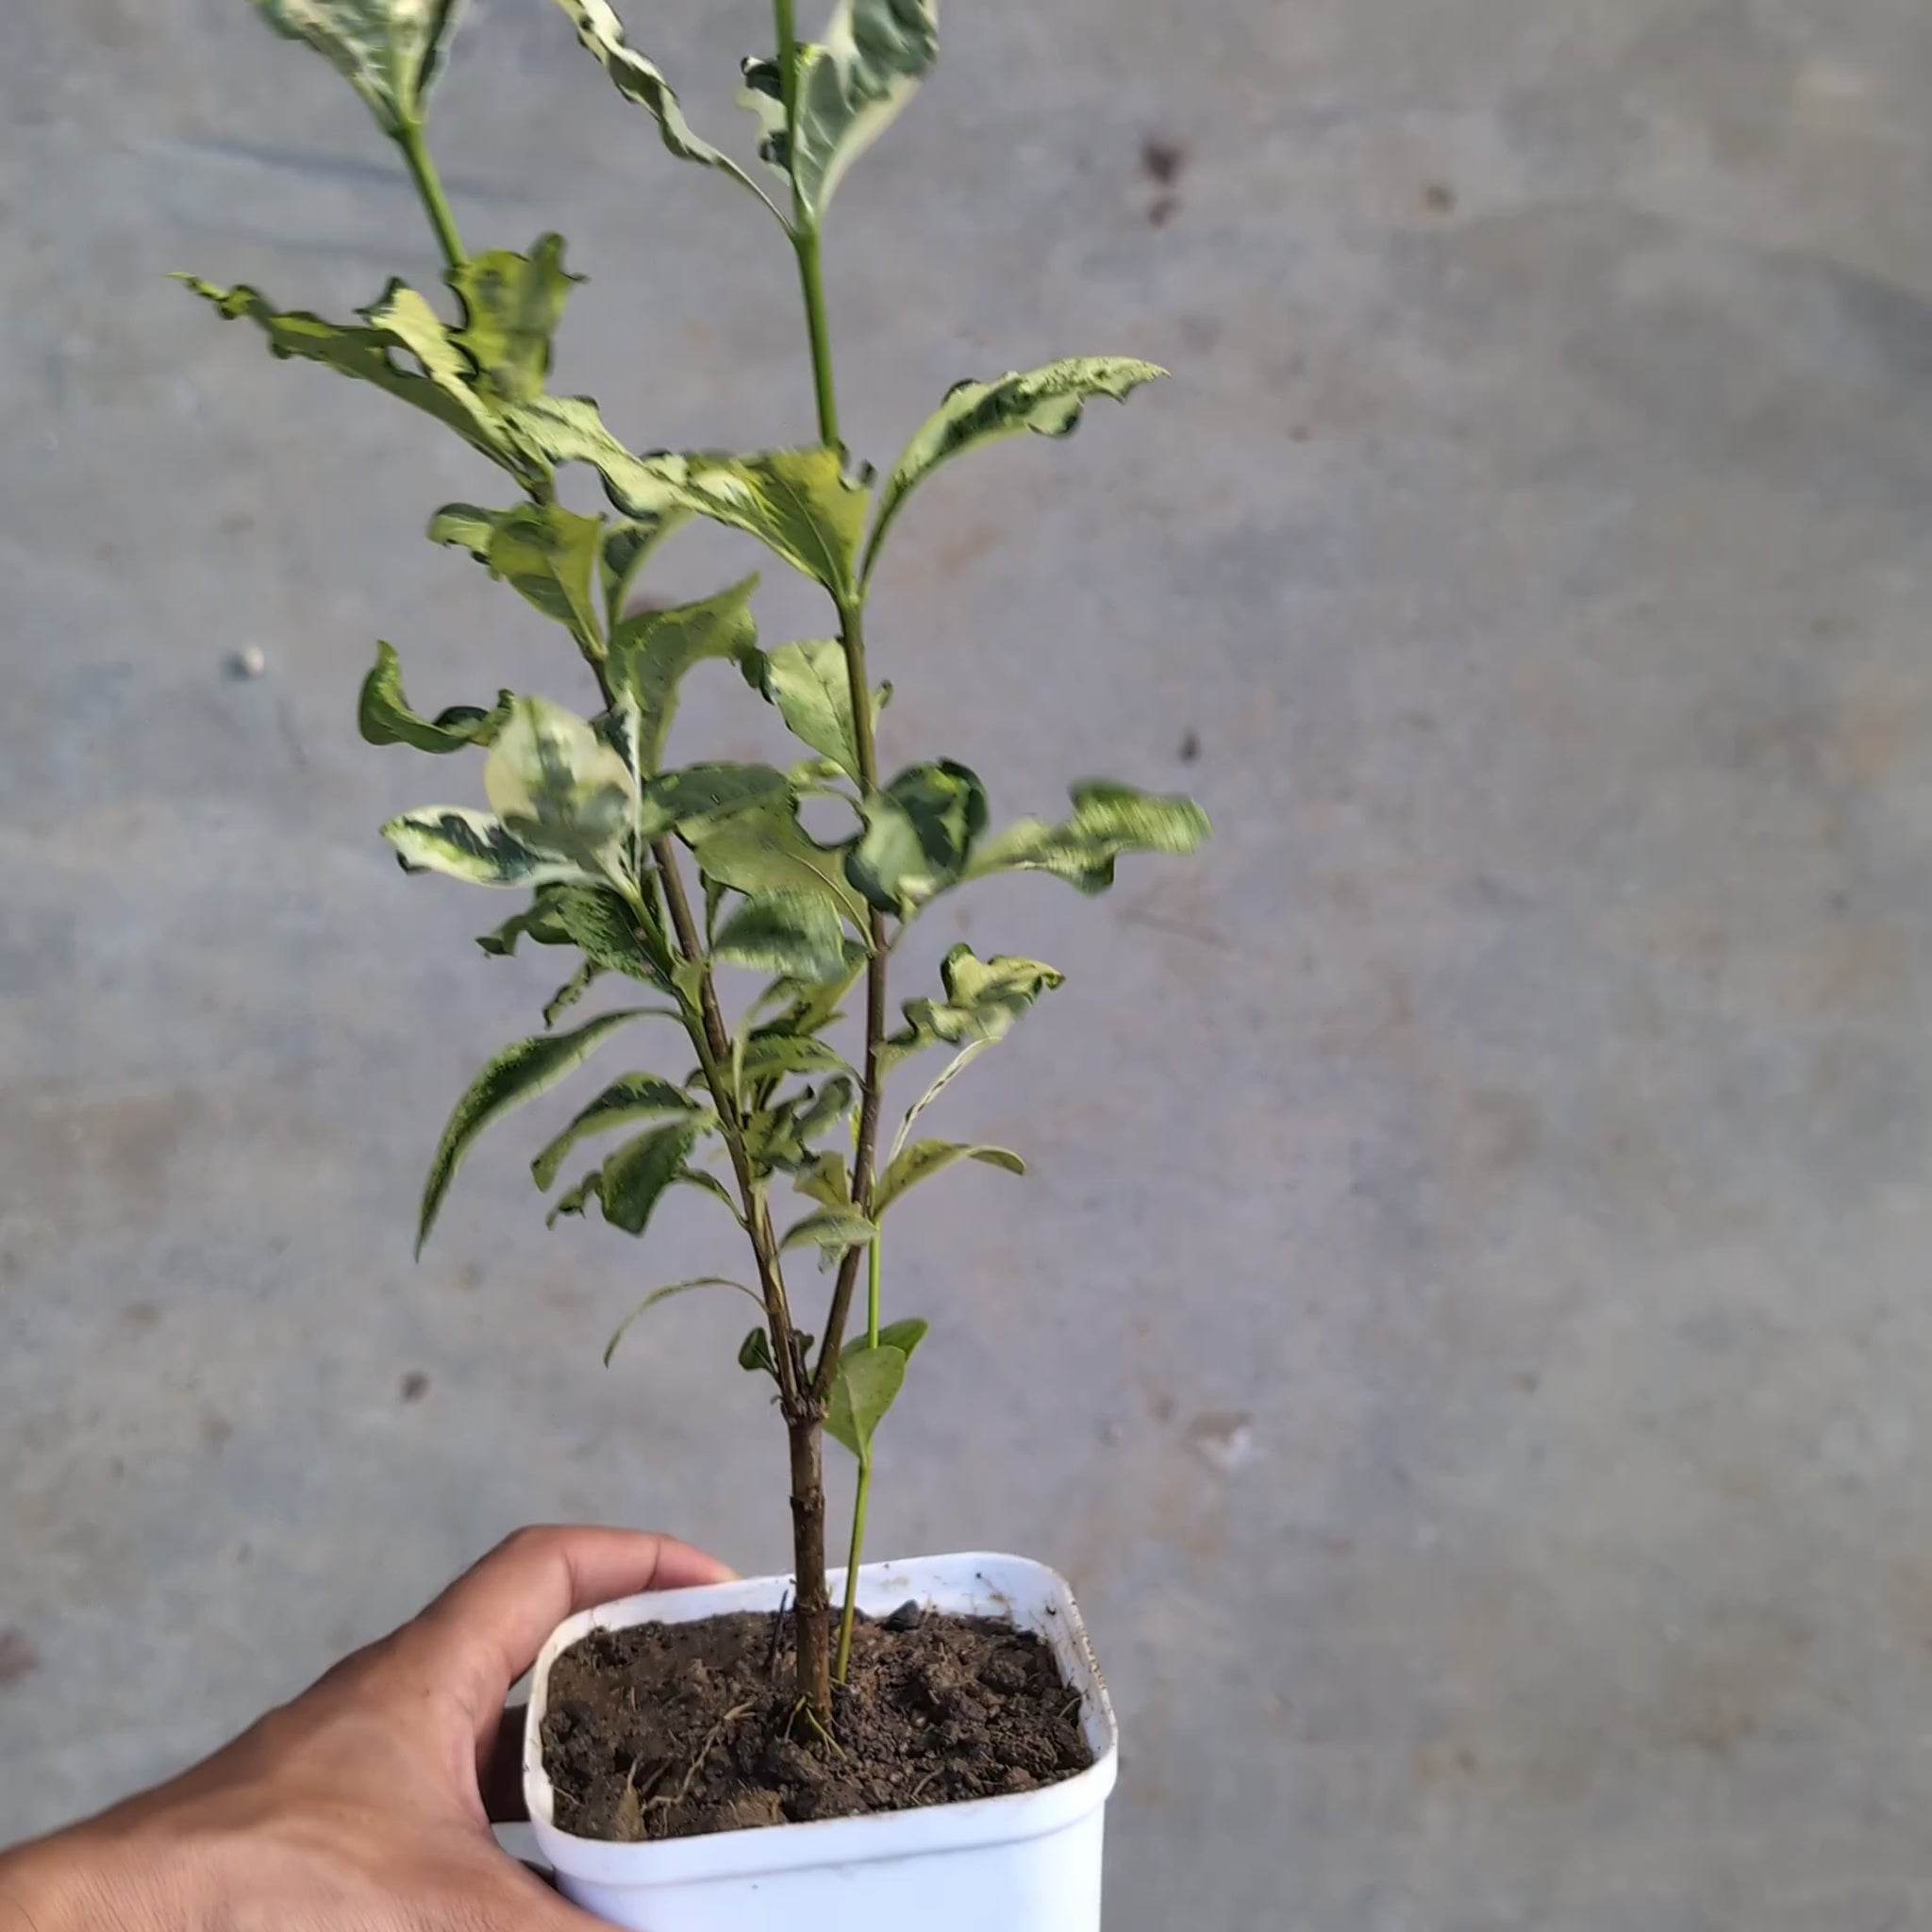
[[540, 1604, 1095, 1841]]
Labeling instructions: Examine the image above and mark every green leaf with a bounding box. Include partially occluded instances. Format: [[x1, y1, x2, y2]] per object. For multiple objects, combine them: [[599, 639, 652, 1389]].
[[449, 235, 580, 407], [638, 763, 791, 840], [382, 808, 591, 888], [430, 502, 606, 654], [792, 1149, 854, 1208], [179, 276, 524, 477], [501, 392, 683, 520], [969, 779, 1211, 892], [739, 1326, 780, 1376], [738, 1032, 852, 1083], [868, 1317, 928, 1360], [547, 1170, 599, 1224], [245, 0, 467, 134], [601, 514, 690, 630], [358, 641, 513, 753], [865, 358, 1167, 580], [884, 943, 1063, 1067], [530, 1073, 701, 1190], [544, 883, 677, 986], [503, 407, 868, 598], [825, 1341, 908, 1458], [712, 891, 852, 983], [682, 792, 869, 924], [482, 696, 635, 872], [889, 1037, 990, 1160], [476, 892, 575, 956], [781, 1208, 877, 1259], [784, 0, 939, 228], [604, 1277, 760, 1366], [761, 638, 887, 781], [542, 959, 602, 1026], [874, 1139, 1024, 1215], [677, 1166, 743, 1222], [845, 760, 987, 915], [418, 1007, 651, 1252], [608, 576, 764, 775], [660, 450, 870, 600], [598, 1119, 703, 1235], [745, 1076, 855, 1175], [548, 0, 780, 215]]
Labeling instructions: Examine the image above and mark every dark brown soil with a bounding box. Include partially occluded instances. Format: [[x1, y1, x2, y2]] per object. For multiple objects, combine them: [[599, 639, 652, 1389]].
[[541, 1604, 1095, 1841]]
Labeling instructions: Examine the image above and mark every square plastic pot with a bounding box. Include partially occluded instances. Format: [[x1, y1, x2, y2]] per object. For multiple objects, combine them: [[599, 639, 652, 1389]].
[[524, 1551, 1120, 1932]]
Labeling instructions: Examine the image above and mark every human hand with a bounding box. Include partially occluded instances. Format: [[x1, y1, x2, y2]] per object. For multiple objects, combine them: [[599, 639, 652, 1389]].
[[0, 1524, 731, 1932]]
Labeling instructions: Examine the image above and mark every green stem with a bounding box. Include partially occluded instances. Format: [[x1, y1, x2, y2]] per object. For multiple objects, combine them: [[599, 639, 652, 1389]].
[[833, 1226, 884, 1682], [791, 228, 842, 450], [774, 0, 841, 448], [393, 119, 465, 273]]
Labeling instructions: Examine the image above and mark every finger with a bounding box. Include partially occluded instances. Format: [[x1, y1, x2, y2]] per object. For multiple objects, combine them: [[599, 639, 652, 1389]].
[[411, 1525, 734, 1732], [488, 1854, 631, 1931], [480, 1701, 528, 1824]]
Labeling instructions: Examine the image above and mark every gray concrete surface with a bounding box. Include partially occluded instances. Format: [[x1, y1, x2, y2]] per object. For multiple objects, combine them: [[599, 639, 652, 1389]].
[[8, 0, 1932, 1924]]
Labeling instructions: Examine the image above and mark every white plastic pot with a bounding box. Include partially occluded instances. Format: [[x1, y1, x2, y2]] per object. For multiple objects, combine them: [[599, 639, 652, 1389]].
[[524, 1552, 1119, 1932]]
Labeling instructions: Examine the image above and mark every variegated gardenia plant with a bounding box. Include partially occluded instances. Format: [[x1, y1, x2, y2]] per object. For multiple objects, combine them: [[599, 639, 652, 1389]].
[[191, 0, 1208, 1724]]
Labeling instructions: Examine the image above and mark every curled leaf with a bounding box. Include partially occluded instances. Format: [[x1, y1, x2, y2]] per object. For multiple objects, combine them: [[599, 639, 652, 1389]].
[[884, 943, 1063, 1067], [548, 0, 780, 214], [531, 1073, 701, 1190], [874, 1139, 1024, 1215], [969, 779, 1211, 892], [245, 0, 468, 134], [418, 1008, 655, 1253], [866, 358, 1165, 579], [604, 1277, 759, 1366], [382, 808, 591, 889], [844, 760, 987, 916], [358, 641, 512, 753]]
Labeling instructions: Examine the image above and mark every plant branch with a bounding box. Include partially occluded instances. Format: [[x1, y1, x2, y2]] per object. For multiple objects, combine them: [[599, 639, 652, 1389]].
[[833, 1227, 884, 1682], [811, 622, 890, 1402], [651, 835, 803, 1407], [393, 119, 465, 273]]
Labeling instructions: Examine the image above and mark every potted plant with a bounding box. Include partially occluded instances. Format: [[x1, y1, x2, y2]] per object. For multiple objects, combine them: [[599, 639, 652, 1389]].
[[186, 1, 1208, 1924]]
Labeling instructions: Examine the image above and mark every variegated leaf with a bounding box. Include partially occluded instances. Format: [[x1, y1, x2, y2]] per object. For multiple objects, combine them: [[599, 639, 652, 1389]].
[[787, 0, 939, 227], [430, 503, 605, 654], [246, 0, 467, 134], [760, 637, 886, 781], [712, 891, 851, 983], [681, 791, 869, 924], [845, 759, 987, 916], [382, 808, 592, 888], [178, 276, 531, 479], [531, 1073, 702, 1190], [865, 358, 1165, 578], [476, 892, 575, 957], [597, 1118, 704, 1235], [638, 764, 791, 840], [449, 235, 579, 406], [542, 959, 601, 1026], [506, 402, 867, 597], [600, 514, 689, 629], [604, 1277, 760, 1366], [873, 1139, 1024, 1215], [781, 1208, 876, 1257], [737, 1032, 853, 1083], [483, 697, 635, 873], [608, 575, 764, 774], [968, 779, 1211, 892], [543, 882, 678, 986], [417, 1006, 651, 1253], [358, 641, 512, 752], [547, 0, 778, 215], [883, 943, 1064, 1067]]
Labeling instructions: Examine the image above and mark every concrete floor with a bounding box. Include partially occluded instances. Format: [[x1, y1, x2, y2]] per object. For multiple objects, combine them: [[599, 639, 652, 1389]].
[[8, 0, 1932, 1923]]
